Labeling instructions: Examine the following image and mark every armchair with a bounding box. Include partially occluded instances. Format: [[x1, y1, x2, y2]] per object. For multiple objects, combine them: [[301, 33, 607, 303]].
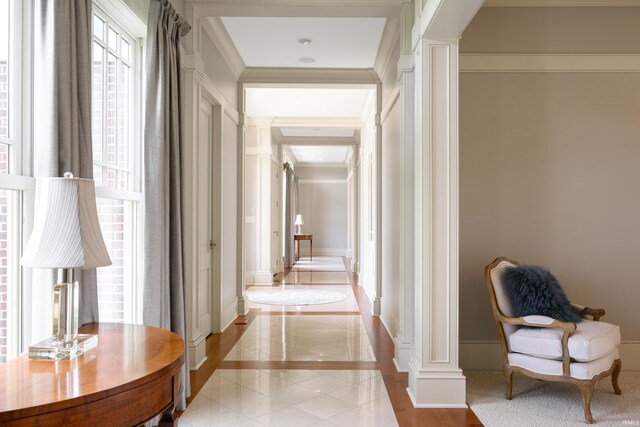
[[484, 257, 622, 424]]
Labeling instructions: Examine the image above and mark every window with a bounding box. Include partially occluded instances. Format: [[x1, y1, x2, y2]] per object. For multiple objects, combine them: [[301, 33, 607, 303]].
[[0, 0, 33, 363], [91, 2, 144, 324]]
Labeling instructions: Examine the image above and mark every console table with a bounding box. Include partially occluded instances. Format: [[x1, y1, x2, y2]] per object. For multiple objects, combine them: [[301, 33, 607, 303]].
[[0, 323, 184, 426], [294, 234, 313, 262]]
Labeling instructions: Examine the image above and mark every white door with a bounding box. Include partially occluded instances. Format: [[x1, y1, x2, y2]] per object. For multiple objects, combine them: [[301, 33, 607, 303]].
[[198, 100, 213, 337]]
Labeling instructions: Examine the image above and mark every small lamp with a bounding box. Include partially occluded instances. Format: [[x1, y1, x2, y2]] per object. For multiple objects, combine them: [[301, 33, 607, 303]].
[[295, 214, 304, 235], [21, 172, 112, 360]]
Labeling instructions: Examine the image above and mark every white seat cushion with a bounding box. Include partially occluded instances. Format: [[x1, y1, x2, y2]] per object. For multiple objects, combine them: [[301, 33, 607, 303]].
[[509, 320, 620, 362], [509, 349, 619, 380]]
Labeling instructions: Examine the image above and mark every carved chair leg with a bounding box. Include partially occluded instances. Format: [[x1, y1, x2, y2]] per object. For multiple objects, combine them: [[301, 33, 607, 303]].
[[579, 382, 595, 424], [612, 359, 622, 395], [503, 366, 514, 400]]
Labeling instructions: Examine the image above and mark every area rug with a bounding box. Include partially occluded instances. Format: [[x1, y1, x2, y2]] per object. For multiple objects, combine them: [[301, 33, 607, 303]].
[[246, 289, 347, 306], [466, 371, 640, 426]]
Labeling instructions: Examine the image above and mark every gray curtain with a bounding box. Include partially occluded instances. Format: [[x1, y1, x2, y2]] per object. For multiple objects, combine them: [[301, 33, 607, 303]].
[[143, 0, 191, 411], [283, 164, 299, 268], [34, 0, 98, 326]]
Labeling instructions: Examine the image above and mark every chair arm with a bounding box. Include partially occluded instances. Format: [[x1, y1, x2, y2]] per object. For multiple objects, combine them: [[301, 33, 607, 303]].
[[498, 314, 576, 377], [573, 304, 606, 321]]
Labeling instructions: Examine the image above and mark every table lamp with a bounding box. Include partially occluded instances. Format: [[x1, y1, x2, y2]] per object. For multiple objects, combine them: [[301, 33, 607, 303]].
[[21, 172, 112, 360], [295, 214, 304, 234]]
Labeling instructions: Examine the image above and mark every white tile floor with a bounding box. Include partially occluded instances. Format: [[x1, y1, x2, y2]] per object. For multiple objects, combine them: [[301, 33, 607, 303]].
[[180, 370, 399, 427], [224, 315, 375, 362], [290, 257, 347, 272]]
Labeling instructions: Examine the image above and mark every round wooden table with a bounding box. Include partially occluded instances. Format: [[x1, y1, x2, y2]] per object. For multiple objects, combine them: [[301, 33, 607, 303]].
[[0, 323, 185, 426]]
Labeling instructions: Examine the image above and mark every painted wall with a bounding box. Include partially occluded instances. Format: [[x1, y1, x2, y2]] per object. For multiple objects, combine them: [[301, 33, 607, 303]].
[[201, 31, 239, 110], [297, 166, 348, 256], [221, 114, 238, 307], [359, 98, 377, 302], [459, 7, 640, 369]]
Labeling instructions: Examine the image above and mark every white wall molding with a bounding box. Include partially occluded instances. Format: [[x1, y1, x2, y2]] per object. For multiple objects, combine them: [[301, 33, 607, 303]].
[[249, 117, 363, 129], [374, 18, 401, 78], [398, 53, 415, 77], [460, 54, 640, 73], [201, 17, 246, 80], [408, 37, 466, 408], [460, 341, 640, 371], [484, 0, 640, 6], [246, 145, 273, 156], [193, 1, 405, 19], [241, 67, 380, 85], [221, 298, 239, 332], [381, 85, 400, 123], [277, 136, 359, 146]]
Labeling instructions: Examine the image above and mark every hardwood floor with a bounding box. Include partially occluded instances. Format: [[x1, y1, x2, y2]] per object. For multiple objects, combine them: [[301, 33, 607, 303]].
[[184, 258, 483, 426]]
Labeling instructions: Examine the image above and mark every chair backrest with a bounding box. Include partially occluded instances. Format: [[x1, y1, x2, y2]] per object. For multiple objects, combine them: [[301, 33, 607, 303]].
[[484, 257, 520, 348]]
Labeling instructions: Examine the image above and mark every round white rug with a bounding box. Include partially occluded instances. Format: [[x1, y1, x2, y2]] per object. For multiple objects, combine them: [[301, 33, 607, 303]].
[[247, 289, 347, 306]]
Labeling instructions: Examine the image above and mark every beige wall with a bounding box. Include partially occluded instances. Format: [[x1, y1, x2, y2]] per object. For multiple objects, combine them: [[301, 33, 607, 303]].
[[461, 7, 640, 54], [460, 7, 640, 345]]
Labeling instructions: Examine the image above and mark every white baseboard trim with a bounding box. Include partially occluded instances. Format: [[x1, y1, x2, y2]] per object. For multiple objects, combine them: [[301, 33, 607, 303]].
[[221, 298, 238, 332], [379, 313, 396, 343], [407, 361, 467, 407], [188, 333, 207, 371], [245, 271, 255, 285], [394, 336, 413, 373], [299, 248, 347, 257], [460, 341, 640, 371], [254, 271, 273, 284]]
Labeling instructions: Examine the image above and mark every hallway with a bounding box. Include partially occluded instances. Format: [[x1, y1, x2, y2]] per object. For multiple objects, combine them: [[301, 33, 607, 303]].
[[182, 258, 481, 426]]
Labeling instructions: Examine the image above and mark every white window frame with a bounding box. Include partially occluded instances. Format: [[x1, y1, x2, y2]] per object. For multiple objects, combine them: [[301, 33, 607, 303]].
[[0, 0, 36, 360], [92, 0, 145, 325]]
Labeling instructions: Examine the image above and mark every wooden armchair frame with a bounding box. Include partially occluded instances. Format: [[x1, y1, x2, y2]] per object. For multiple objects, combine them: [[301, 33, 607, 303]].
[[484, 257, 622, 424]]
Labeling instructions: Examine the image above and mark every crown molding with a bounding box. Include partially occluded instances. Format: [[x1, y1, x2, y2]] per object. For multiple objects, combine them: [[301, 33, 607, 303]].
[[240, 67, 380, 85], [271, 128, 284, 143], [201, 17, 246, 79], [460, 54, 640, 72], [483, 0, 640, 5], [374, 18, 400, 77], [191, 0, 406, 18], [270, 117, 363, 128]]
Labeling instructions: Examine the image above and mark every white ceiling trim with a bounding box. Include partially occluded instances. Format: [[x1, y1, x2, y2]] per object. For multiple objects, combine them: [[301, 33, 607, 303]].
[[265, 117, 363, 128], [201, 17, 246, 79], [240, 67, 380, 85], [460, 54, 640, 73], [373, 18, 400, 77], [483, 0, 640, 5], [192, 0, 406, 18], [279, 136, 358, 146]]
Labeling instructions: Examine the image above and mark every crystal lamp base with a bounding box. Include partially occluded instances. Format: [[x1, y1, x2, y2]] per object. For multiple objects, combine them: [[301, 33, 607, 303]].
[[29, 334, 98, 360]]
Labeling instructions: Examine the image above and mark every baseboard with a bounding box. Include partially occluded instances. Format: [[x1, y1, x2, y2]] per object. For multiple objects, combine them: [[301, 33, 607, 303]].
[[460, 341, 640, 371], [221, 298, 237, 332], [254, 271, 273, 284], [379, 313, 396, 342], [245, 271, 255, 285], [407, 365, 467, 408], [300, 248, 347, 257], [188, 333, 207, 371]]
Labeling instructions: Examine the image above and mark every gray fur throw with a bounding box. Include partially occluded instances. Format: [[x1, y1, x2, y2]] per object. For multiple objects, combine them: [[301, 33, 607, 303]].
[[501, 265, 585, 323]]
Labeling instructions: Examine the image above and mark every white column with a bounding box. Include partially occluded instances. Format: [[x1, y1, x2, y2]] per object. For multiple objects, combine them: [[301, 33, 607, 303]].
[[373, 82, 383, 316], [407, 37, 465, 408], [394, 61, 416, 372], [236, 83, 247, 314], [254, 125, 274, 284]]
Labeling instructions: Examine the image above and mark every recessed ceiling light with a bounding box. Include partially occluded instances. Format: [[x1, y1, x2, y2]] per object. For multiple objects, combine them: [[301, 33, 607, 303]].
[[298, 38, 312, 45], [299, 57, 316, 64]]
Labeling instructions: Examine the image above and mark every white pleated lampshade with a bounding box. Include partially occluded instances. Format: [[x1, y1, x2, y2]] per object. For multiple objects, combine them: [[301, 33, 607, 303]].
[[20, 174, 112, 269], [294, 214, 304, 226]]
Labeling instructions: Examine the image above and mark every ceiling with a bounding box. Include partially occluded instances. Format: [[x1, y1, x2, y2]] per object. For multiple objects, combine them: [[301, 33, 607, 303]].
[[245, 87, 373, 118], [288, 145, 350, 164], [220, 17, 386, 68], [280, 128, 355, 138]]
